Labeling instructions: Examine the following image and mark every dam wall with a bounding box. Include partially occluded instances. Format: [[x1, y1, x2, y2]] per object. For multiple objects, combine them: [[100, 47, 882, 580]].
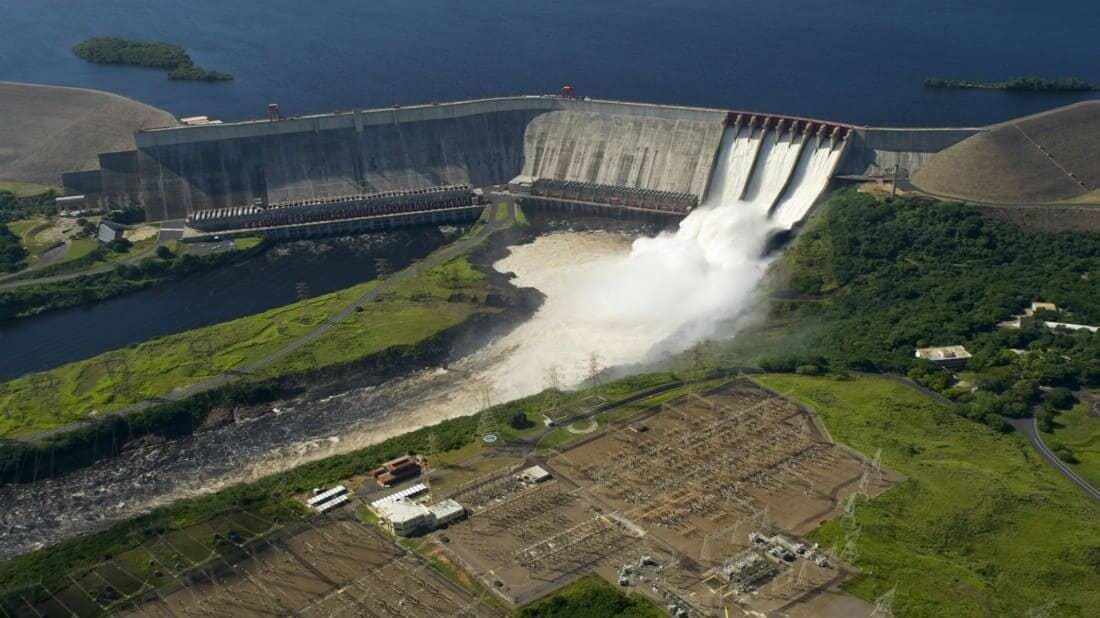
[[67, 94, 981, 224], [838, 126, 981, 179], [89, 96, 733, 221], [520, 110, 725, 197]]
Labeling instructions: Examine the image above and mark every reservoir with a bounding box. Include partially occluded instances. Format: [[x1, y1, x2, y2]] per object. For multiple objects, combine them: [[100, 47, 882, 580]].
[[1, 1, 1098, 127]]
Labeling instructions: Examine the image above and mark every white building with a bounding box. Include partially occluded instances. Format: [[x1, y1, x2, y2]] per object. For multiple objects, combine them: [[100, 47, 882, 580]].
[[375, 499, 435, 536], [518, 465, 552, 484], [914, 345, 971, 369], [429, 499, 466, 526]]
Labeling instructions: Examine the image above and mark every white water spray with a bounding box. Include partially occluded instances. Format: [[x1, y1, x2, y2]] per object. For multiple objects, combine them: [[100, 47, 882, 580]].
[[548, 125, 841, 363]]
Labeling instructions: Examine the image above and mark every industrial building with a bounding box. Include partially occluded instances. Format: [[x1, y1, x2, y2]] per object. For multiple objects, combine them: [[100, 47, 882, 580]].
[[369, 485, 466, 537], [371, 454, 423, 487], [306, 485, 350, 514], [720, 551, 778, 593]]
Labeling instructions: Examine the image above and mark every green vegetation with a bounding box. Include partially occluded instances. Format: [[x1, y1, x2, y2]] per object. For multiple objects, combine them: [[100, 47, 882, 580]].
[[1044, 401, 1100, 488], [103, 206, 146, 225], [0, 189, 58, 224], [232, 236, 263, 251], [741, 190, 1100, 432], [0, 223, 28, 273], [0, 255, 485, 437], [0, 371, 682, 609], [516, 575, 663, 618], [0, 181, 55, 198], [6, 218, 57, 259], [72, 37, 233, 82], [757, 374, 1100, 617], [924, 76, 1098, 92]]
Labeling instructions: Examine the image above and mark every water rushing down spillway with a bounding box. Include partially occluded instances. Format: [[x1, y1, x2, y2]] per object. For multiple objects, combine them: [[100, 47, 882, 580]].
[[542, 123, 844, 357], [771, 136, 845, 228], [0, 125, 846, 560]]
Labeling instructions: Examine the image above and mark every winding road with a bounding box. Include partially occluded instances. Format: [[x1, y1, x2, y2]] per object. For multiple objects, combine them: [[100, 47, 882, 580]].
[[1009, 417, 1100, 502]]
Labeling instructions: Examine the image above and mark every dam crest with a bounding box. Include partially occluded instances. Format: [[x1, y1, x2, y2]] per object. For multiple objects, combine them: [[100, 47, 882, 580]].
[[62, 94, 981, 233]]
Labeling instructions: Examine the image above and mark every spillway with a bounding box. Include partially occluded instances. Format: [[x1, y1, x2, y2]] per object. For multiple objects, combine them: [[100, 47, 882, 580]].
[[542, 120, 847, 356], [771, 136, 845, 228], [701, 122, 842, 226]]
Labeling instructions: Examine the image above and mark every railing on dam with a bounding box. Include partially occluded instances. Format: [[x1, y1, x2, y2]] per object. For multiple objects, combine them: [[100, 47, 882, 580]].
[[520, 179, 698, 215], [187, 185, 478, 232]]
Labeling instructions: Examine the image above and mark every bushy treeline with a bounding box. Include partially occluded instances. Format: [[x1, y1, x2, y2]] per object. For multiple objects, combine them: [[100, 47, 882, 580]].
[[72, 37, 233, 81], [0, 190, 58, 223], [0, 224, 27, 273], [775, 191, 1100, 371], [0, 381, 283, 485], [761, 191, 1100, 431], [103, 206, 146, 225], [517, 575, 664, 618], [924, 76, 1097, 91], [0, 241, 264, 323]]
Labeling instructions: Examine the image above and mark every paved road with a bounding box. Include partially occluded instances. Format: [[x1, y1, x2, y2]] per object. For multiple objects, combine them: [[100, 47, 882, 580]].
[[1009, 417, 1100, 503], [21, 205, 513, 442]]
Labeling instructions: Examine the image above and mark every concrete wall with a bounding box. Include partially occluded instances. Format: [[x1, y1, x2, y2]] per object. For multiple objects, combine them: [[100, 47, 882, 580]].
[[838, 127, 982, 178], [72, 95, 979, 221], [521, 110, 725, 196]]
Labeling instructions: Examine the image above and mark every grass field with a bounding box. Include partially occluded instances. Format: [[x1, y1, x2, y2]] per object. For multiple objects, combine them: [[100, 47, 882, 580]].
[[0, 256, 488, 437], [516, 574, 663, 618], [1045, 401, 1100, 488], [755, 374, 1100, 618], [7, 217, 57, 257], [0, 180, 55, 197]]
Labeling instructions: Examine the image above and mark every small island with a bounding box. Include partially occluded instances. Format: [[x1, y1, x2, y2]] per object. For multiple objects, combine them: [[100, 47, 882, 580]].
[[924, 76, 1097, 92], [72, 37, 233, 82]]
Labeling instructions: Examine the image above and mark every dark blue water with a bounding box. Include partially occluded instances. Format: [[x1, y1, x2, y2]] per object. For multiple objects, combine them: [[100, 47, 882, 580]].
[[2, 0, 1098, 127]]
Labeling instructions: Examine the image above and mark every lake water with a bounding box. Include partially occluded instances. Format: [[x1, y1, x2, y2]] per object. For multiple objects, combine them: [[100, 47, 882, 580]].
[[2, 0, 1098, 127]]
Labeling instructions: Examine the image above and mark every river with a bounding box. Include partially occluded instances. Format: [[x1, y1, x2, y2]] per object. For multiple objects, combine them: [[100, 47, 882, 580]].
[[0, 231, 636, 559], [0, 231, 452, 381]]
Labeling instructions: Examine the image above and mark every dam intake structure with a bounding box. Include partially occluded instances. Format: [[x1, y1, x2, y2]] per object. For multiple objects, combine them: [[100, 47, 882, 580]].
[[62, 93, 974, 238]]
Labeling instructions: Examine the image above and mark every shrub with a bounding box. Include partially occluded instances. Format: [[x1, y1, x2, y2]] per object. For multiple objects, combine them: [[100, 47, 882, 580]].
[[1045, 387, 1076, 410]]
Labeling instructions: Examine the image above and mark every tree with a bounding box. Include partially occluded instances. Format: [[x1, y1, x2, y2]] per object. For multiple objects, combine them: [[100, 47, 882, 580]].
[[509, 410, 534, 430], [155, 245, 174, 260], [1045, 387, 1076, 410]]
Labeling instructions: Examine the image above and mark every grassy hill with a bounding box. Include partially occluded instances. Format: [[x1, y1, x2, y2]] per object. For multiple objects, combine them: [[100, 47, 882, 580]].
[[758, 374, 1100, 617]]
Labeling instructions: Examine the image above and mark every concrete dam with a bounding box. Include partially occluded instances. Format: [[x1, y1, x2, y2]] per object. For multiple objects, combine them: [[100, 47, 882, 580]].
[[63, 95, 980, 233]]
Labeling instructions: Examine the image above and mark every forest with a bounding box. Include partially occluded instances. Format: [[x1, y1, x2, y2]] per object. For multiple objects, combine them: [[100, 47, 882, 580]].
[[72, 37, 232, 81], [0, 224, 27, 273], [924, 76, 1097, 91], [763, 190, 1100, 431]]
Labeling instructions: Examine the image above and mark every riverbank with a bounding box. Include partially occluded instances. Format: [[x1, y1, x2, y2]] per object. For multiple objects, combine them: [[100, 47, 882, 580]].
[[4, 371, 1097, 616], [0, 231, 449, 382], [0, 232, 495, 437]]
